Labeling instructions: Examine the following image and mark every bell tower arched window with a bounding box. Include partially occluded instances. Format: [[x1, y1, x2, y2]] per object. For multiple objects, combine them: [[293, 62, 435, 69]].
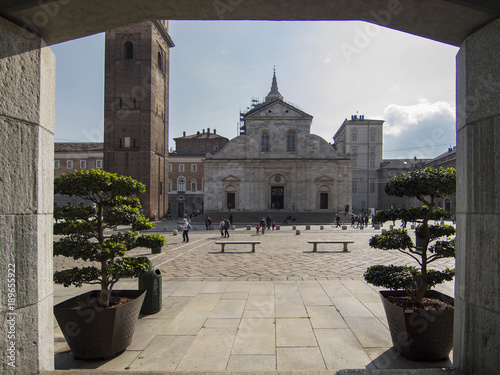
[[124, 41, 134, 60]]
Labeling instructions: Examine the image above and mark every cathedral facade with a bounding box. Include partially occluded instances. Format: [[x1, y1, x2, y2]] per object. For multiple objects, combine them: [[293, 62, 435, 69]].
[[204, 74, 352, 212]]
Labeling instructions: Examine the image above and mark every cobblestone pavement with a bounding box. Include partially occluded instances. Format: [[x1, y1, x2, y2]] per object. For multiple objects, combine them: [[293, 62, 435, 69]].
[[54, 223, 455, 280]]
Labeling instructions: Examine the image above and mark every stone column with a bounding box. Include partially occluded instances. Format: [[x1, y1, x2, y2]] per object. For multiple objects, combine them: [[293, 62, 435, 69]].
[[0, 17, 55, 374], [455, 17, 500, 375]]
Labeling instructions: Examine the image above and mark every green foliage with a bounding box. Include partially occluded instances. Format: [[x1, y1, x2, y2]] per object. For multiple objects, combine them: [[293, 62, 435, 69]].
[[369, 229, 414, 251], [364, 265, 455, 291], [374, 206, 451, 224], [53, 169, 166, 307], [364, 167, 456, 305], [384, 167, 456, 201], [364, 265, 419, 291]]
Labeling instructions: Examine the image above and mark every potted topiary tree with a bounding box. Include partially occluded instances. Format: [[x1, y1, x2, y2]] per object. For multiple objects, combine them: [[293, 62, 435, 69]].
[[364, 167, 456, 361], [53, 169, 166, 359]]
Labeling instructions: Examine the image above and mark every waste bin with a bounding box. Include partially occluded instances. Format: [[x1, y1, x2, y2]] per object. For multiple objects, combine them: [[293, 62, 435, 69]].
[[138, 268, 162, 314]]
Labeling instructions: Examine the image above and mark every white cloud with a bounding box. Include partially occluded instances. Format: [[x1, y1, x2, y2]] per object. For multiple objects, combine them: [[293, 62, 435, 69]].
[[383, 100, 456, 159]]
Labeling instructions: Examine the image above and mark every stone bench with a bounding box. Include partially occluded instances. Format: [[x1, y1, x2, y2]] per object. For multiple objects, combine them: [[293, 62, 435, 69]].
[[215, 241, 261, 253], [307, 240, 354, 252]]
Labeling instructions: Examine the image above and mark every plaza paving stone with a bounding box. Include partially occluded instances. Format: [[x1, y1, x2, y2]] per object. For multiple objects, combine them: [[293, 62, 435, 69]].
[[53, 222, 455, 372]]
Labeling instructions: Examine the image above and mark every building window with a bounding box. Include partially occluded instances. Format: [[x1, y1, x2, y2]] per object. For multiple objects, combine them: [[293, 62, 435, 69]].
[[200, 145, 206, 151], [352, 154, 357, 168], [124, 137, 131, 148], [370, 180, 375, 193], [370, 130, 376, 142], [178, 177, 186, 192], [191, 164, 197, 172], [80, 160, 86, 169], [157, 51, 162, 72], [168, 164, 172, 172], [351, 146, 358, 154], [55, 160, 60, 169], [370, 157, 375, 169], [124, 41, 133, 59], [213, 145, 219, 151], [96, 160, 102, 168], [352, 181, 357, 193], [168, 180, 172, 192], [191, 181, 197, 191], [286, 130, 296, 152], [187, 145, 192, 152], [261, 132, 270, 152], [369, 147, 376, 153], [352, 130, 358, 142], [67, 160, 73, 169], [179, 164, 184, 172]]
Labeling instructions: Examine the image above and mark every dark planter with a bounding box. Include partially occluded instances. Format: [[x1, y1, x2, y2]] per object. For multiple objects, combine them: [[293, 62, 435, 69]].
[[54, 289, 146, 359], [380, 290, 454, 361], [152, 246, 162, 254]]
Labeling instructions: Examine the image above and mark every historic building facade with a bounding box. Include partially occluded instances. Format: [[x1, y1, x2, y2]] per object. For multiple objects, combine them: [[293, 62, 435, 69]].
[[204, 73, 353, 212], [103, 21, 174, 220], [333, 115, 384, 214], [54, 142, 103, 206], [168, 129, 229, 217]]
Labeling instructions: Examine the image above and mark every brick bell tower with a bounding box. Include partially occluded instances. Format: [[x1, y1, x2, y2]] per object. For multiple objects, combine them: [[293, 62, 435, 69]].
[[104, 21, 174, 219]]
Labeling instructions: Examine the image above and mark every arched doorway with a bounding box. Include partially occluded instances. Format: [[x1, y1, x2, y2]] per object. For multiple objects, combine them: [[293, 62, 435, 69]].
[[319, 185, 330, 209], [269, 174, 286, 209], [225, 185, 237, 210]]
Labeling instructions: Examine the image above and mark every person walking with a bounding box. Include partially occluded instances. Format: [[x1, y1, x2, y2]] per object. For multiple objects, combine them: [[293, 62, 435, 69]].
[[265, 214, 272, 230], [223, 218, 230, 238], [219, 218, 225, 237], [335, 214, 341, 227], [182, 218, 191, 242], [260, 217, 266, 234]]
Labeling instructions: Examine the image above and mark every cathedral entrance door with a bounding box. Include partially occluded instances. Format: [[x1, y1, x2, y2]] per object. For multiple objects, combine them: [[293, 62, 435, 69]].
[[271, 186, 284, 209], [320, 193, 329, 209], [227, 192, 236, 210]]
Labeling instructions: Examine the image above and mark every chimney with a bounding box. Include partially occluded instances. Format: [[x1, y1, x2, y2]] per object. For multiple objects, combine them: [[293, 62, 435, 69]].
[[183, 131, 186, 137], [214, 129, 217, 135], [203, 129, 205, 135], [197, 131, 200, 137], [207, 127, 210, 137]]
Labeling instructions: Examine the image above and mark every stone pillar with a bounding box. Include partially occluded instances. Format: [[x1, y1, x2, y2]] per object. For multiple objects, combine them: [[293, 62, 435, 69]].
[[0, 17, 55, 374], [454, 17, 500, 375]]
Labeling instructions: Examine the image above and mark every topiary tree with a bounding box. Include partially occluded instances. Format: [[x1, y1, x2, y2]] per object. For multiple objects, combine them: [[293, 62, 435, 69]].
[[53, 169, 166, 307], [364, 167, 456, 305]]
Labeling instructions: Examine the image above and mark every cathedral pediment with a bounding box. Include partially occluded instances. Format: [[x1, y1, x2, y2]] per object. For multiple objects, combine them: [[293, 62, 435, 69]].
[[314, 175, 335, 183], [221, 175, 241, 183], [244, 100, 312, 119]]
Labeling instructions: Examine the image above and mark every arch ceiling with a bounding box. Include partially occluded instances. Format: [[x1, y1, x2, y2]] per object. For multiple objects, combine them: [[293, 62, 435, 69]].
[[0, 0, 499, 46]]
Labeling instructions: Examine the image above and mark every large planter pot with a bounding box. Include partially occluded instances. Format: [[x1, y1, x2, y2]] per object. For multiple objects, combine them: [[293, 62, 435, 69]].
[[54, 289, 146, 359], [379, 290, 454, 361]]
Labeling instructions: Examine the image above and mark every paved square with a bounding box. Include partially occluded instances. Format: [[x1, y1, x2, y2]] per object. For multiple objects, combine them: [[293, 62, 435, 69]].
[[54, 223, 455, 372]]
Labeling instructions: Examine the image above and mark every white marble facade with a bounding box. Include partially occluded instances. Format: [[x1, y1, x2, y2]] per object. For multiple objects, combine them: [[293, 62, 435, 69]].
[[204, 74, 352, 212]]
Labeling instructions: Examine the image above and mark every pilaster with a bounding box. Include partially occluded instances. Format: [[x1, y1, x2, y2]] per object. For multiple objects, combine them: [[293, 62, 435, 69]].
[[0, 16, 55, 374]]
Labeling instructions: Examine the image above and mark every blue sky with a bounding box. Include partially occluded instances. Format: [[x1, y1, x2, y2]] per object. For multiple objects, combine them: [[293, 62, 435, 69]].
[[51, 20, 459, 159]]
